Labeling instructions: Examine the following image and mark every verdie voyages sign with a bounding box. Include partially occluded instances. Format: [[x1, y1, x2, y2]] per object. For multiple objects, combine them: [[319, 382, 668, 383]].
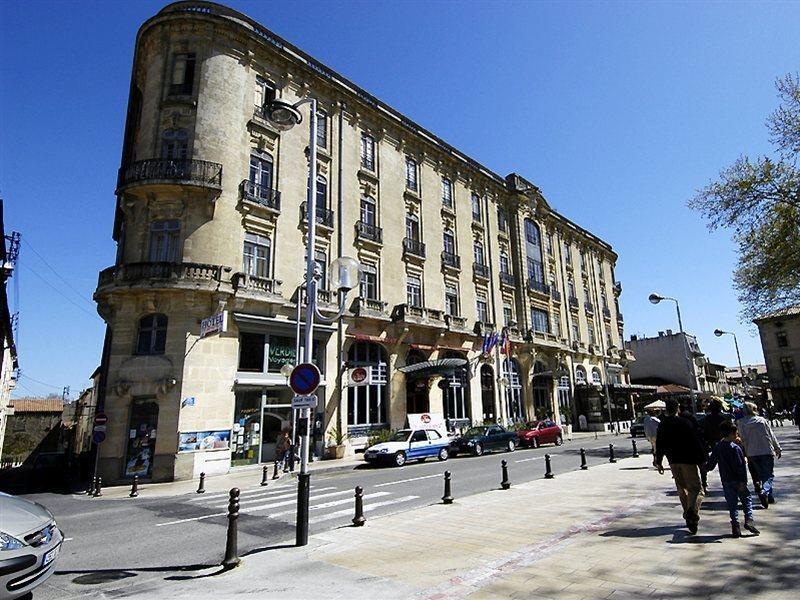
[[200, 310, 228, 338]]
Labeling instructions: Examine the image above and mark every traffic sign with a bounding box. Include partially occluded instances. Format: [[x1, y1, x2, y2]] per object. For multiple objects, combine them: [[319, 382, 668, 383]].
[[93, 430, 106, 444], [94, 413, 108, 426], [93, 425, 107, 434], [291, 395, 318, 409], [289, 363, 321, 396]]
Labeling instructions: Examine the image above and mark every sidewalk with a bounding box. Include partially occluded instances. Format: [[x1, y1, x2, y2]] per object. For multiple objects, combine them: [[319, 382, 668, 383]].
[[107, 428, 799, 599], [94, 430, 616, 500]]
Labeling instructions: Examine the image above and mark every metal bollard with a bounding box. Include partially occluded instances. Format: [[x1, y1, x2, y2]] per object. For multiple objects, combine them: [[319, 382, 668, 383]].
[[88, 476, 96, 496], [93, 476, 103, 497], [580, 448, 588, 470], [197, 472, 206, 494], [632, 439, 639, 458], [501, 459, 510, 490], [272, 460, 280, 480], [442, 471, 454, 504], [221, 488, 241, 569], [544, 454, 554, 479], [129, 475, 139, 498], [609, 444, 617, 463], [352, 486, 366, 526], [260, 465, 269, 487]]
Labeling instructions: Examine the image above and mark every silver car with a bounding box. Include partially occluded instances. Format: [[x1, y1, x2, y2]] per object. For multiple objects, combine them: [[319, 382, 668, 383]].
[[0, 492, 63, 599]]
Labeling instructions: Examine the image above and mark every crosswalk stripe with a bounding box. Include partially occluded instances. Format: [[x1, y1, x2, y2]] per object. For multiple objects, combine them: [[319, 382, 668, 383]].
[[374, 474, 441, 487], [185, 484, 293, 502], [268, 492, 391, 519], [241, 489, 353, 514], [204, 487, 335, 509], [308, 495, 419, 524]]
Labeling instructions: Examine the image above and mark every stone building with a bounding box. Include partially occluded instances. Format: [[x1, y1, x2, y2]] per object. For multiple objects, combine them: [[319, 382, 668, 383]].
[[0, 397, 63, 462], [754, 307, 800, 409], [94, 1, 629, 482], [0, 200, 19, 460]]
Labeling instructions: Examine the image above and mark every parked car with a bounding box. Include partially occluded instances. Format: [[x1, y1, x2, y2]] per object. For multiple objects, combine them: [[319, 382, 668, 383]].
[[449, 425, 517, 457], [0, 492, 63, 599], [516, 420, 563, 448], [364, 428, 450, 467], [629, 417, 646, 438]]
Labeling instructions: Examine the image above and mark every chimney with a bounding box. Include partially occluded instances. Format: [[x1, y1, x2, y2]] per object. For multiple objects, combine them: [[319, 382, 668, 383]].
[[630, 334, 638, 341], [658, 331, 665, 337], [666, 329, 673, 335]]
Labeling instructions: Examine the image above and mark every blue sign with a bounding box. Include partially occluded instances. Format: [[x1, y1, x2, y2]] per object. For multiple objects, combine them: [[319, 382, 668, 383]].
[[182, 397, 196, 407], [290, 363, 321, 395], [93, 430, 107, 444]]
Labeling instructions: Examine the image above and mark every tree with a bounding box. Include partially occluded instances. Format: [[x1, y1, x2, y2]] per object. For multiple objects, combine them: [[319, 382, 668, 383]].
[[689, 73, 800, 320]]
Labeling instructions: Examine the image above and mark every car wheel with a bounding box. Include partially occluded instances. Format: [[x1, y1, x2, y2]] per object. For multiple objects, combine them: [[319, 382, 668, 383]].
[[394, 451, 407, 467], [473, 443, 484, 456], [555, 435, 563, 446], [438, 447, 449, 461], [532, 437, 540, 449], [507, 439, 516, 452]]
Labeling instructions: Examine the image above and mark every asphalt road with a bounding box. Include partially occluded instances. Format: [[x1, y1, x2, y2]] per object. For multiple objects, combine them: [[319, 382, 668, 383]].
[[31, 433, 646, 598]]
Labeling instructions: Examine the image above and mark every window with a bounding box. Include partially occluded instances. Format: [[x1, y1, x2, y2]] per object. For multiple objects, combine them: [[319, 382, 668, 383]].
[[572, 321, 580, 341], [583, 282, 590, 301], [161, 129, 188, 160], [546, 233, 554, 256], [406, 213, 420, 241], [243, 232, 270, 278], [601, 288, 609, 310], [445, 285, 459, 316], [360, 195, 377, 226], [592, 368, 602, 385], [136, 314, 167, 355], [314, 250, 327, 290], [503, 359, 525, 422], [443, 229, 456, 255], [360, 133, 375, 171], [405, 157, 418, 191], [149, 220, 181, 262], [238, 332, 265, 372], [169, 53, 195, 96], [567, 278, 576, 298], [588, 324, 596, 345], [580, 251, 587, 271], [442, 178, 453, 207], [473, 241, 485, 266], [407, 274, 422, 307], [527, 258, 544, 283], [249, 151, 274, 191], [525, 219, 540, 245], [777, 331, 788, 347], [503, 304, 513, 326], [471, 193, 482, 222], [549, 272, 557, 292], [564, 243, 572, 264], [780, 357, 796, 379], [575, 365, 587, 384], [497, 207, 508, 232], [267, 336, 296, 373], [360, 264, 378, 300], [314, 175, 327, 211], [347, 342, 389, 426], [531, 308, 550, 333], [499, 251, 510, 275], [552, 313, 561, 337], [254, 76, 275, 110], [427, 430, 442, 440], [476, 294, 489, 323], [313, 109, 327, 149], [524, 219, 545, 284]]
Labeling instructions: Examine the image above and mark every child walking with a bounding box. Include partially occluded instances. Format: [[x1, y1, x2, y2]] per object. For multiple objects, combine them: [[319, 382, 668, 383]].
[[705, 421, 760, 538]]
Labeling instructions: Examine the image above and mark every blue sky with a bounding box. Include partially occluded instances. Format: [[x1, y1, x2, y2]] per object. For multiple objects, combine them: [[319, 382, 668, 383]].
[[1, 0, 798, 398]]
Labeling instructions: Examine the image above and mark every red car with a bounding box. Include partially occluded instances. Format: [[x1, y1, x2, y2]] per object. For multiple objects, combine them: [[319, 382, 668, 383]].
[[517, 420, 564, 448]]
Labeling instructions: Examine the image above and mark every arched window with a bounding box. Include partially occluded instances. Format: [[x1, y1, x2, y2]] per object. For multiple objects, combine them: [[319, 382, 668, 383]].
[[532, 361, 550, 415], [524, 218, 544, 285], [592, 368, 602, 385], [502, 358, 525, 422], [249, 150, 273, 192], [136, 314, 167, 355], [499, 250, 510, 275], [315, 175, 327, 211], [575, 365, 587, 385], [443, 229, 456, 255], [360, 195, 376, 226], [161, 129, 188, 160], [347, 342, 389, 427], [473, 240, 485, 266]]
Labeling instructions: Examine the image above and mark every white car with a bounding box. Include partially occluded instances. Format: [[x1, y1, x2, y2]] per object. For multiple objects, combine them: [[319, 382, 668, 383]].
[[364, 428, 450, 467], [0, 492, 63, 599]]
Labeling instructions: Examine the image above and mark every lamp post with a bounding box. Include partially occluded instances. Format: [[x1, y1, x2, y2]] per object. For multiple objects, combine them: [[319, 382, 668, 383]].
[[263, 98, 360, 547], [714, 328, 745, 397], [496, 320, 516, 425], [601, 345, 617, 435], [649, 292, 697, 413]]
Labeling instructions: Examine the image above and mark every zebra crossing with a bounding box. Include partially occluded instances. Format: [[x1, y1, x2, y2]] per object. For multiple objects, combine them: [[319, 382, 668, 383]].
[[155, 481, 420, 528]]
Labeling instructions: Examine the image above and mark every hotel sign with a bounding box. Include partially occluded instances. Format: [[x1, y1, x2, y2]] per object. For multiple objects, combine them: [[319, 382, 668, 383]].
[[200, 311, 228, 338]]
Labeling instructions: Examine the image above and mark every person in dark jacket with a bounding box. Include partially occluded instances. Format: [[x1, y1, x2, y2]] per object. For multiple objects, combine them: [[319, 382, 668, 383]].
[[702, 399, 731, 447], [706, 421, 760, 538], [655, 398, 707, 534]]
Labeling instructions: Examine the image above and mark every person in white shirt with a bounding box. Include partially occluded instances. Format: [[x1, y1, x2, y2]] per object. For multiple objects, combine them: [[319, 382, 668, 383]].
[[738, 402, 782, 507], [643, 411, 661, 462]]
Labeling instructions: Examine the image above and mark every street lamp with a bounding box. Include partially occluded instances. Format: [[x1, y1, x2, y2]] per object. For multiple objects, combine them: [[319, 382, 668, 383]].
[[714, 328, 745, 397], [648, 291, 696, 413], [263, 97, 360, 547], [496, 320, 516, 425], [602, 346, 617, 435]]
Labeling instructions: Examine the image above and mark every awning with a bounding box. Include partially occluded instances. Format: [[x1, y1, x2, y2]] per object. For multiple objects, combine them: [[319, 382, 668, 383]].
[[398, 358, 468, 378]]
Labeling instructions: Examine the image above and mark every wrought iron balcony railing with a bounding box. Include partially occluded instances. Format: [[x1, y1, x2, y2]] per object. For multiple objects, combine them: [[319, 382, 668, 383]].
[[301, 202, 334, 228], [528, 279, 550, 295], [473, 263, 490, 279], [240, 180, 280, 211], [355, 220, 383, 244], [584, 301, 594, 314], [499, 272, 516, 287], [118, 158, 222, 190], [568, 295, 579, 308], [403, 237, 426, 259], [550, 289, 562, 302], [441, 251, 461, 270]]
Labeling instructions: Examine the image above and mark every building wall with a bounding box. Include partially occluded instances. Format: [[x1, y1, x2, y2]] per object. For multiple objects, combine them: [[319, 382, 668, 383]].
[[755, 311, 800, 408], [94, 2, 629, 482], [627, 332, 703, 390]]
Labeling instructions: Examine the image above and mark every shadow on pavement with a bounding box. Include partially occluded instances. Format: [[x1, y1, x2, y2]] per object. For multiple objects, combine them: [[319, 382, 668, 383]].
[[600, 525, 684, 538], [57, 563, 219, 585]]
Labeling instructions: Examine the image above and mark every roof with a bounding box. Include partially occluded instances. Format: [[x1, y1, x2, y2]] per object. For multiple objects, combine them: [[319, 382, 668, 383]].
[[753, 305, 800, 323], [10, 398, 65, 413], [656, 384, 692, 394]]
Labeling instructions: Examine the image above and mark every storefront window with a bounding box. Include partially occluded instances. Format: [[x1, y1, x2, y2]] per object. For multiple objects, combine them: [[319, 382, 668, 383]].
[[125, 398, 158, 479], [231, 390, 262, 467], [238, 332, 265, 372], [347, 342, 388, 427], [503, 359, 525, 422], [268, 336, 296, 372]]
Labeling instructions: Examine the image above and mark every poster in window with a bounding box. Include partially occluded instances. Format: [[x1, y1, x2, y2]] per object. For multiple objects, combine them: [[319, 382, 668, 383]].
[[178, 430, 231, 452]]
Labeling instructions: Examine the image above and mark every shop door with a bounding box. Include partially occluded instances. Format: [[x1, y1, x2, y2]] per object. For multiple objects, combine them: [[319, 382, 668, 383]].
[[481, 366, 495, 421], [125, 398, 158, 479], [406, 378, 430, 414], [261, 394, 293, 463]]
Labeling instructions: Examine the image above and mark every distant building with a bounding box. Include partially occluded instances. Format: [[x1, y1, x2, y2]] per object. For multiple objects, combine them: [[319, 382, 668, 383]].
[[627, 330, 705, 391], [63, 367, 101, 457], [754, 307, 800, 409], [0, 200, 19, 460], [1, 397, 64, 462]]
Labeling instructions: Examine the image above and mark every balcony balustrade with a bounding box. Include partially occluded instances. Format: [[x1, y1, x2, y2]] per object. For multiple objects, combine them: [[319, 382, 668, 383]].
[[240, 180, 280, 212], [403, 237, 426, 259], [355, 220, 383, 244], [528, 279, 550, 295], [441, 251, 461, 270], [301, 202, 334, 228], [118, 158, 222, 191], [473, 263, 490, 279]]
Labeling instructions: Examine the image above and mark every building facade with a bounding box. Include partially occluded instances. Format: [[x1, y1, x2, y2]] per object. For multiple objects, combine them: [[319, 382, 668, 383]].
[[754, 307, 800, 409], [0, 200, 19, 461], [94, 1, 629, 482], [627, 330, 705, 391]]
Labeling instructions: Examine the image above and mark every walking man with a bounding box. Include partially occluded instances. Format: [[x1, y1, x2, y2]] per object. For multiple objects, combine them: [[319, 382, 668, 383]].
[[738, 402, 782, 507], [655, 398, 708, 534], [643, 410, 660, 463]]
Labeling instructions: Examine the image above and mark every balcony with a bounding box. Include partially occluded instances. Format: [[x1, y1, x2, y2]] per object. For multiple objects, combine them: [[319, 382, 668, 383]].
[[301, 202, 334, 229], [617, 311, 624, 322], [232, 272, 284, 304], [584, 301, 594, 314], [499, 272, 516, 288], [529, 328, 561, 349], [473, 321, 495, 337], [355, 221, 383, 244], [97, 262, 229, 294], [528, 279, 550, 296], [444, 314, 471, 333], [240, 180, 280, 212], [403, 237, 426, 259], [441, 251, 461, 271], [117, 158, 222, 193], [352, 297, 389, 320], [391, 304, 445, 328], [473, 263, 490, 280], [602, 307, 612, 319], [551, 289, 562, 303], [568, 296, 579, 309]]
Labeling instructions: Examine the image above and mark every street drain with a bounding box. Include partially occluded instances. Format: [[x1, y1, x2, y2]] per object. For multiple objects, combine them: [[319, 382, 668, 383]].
[[73, 571, 138, 585]]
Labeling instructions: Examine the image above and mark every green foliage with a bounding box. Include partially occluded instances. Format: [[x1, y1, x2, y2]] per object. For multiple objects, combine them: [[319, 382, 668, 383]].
[[366, 428, 394, 447], [689, 73, 800, 320], [328, 425, 347, 446]]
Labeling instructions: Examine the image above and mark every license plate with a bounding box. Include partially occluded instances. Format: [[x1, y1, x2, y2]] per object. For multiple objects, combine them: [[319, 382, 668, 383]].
[[43, 544, 60, 567]]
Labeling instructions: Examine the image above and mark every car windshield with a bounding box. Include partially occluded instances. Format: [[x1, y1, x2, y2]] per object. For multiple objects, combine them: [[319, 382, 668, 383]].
[[389, 430, 412, 442], [525, 422, 540, 429], [464, 427, 488, 437]]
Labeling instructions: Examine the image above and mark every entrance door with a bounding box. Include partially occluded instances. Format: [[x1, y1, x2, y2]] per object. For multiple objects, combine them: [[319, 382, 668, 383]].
[[481, 365, 495, 421], [406, 378, 430, 414], [125, 398, 158, 479]]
